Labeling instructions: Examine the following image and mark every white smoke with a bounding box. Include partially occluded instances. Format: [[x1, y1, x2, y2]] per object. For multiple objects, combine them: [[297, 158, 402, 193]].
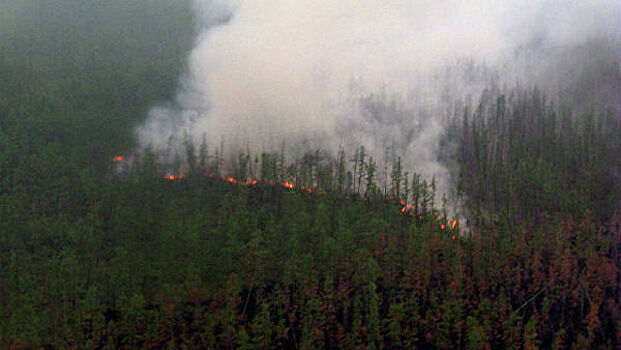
[[136, 0, 620, 202]]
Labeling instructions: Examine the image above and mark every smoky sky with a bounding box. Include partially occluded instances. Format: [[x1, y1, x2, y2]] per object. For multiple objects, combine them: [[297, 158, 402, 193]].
[[137, 0, 620, 190]]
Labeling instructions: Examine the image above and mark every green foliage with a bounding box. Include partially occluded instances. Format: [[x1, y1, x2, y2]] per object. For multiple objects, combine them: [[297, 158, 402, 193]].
[[0, 3, 618, 348], [453, 87, 620, 225]]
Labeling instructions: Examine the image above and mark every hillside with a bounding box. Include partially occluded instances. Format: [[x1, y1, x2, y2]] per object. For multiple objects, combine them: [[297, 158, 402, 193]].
[[0, 1, 619, 349]]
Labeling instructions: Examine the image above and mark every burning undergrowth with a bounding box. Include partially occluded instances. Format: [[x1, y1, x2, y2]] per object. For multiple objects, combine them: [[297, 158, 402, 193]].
[[113, 153, 463, 235]]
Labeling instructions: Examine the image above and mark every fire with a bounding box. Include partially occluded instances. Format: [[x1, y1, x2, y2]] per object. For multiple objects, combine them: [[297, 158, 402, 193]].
[[155, 167, 462, 236], [113, 156, 124, 162], [166, 174, 185, 180], [399, 202, 415, 214]]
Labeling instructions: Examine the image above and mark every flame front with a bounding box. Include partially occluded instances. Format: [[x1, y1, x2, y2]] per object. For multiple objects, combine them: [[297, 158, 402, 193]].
[[156, 170, 460, 237], [165, 173, 185, 180]]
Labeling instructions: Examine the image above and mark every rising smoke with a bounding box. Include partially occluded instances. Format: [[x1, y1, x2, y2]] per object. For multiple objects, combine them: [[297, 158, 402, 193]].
[[137, 0, 620, 201]]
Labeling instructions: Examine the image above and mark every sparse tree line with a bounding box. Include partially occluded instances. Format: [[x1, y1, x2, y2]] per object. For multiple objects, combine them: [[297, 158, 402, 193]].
[[449, 86, 620, 229], [154, 140, 442, 218]]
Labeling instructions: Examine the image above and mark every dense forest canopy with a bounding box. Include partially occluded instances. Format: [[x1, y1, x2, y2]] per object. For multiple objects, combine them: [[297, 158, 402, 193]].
[[0, 0, 619, 349]]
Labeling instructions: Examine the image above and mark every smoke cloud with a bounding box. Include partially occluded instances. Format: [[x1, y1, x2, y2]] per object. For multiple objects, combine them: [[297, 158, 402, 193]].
[[137, 0, 620, 199]]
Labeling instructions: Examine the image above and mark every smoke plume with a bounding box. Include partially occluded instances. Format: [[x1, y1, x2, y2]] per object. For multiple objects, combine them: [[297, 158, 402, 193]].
[[137, 0, 620, 201]]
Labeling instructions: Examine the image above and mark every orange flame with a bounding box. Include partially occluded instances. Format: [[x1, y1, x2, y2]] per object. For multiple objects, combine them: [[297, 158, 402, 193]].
[[157, 169, 464, 230], [451, 234, 457, 240], [113, 156, 124, 162], [166, 174, 185, 180]]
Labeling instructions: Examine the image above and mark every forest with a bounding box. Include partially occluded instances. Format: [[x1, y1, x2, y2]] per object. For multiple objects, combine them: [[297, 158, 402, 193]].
[[1, 0, 620, 349]]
